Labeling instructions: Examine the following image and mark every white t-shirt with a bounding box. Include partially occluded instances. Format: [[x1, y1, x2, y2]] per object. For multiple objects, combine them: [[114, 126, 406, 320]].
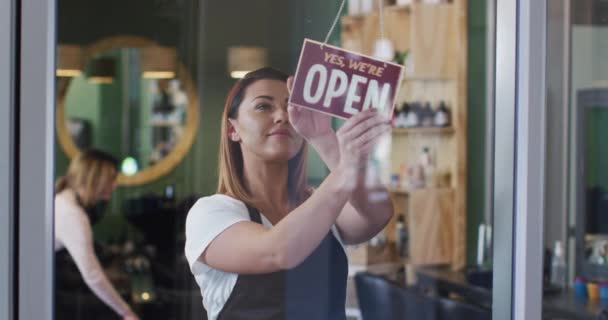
[[54, 189, 131, 317], [184, 194, 344, 320]]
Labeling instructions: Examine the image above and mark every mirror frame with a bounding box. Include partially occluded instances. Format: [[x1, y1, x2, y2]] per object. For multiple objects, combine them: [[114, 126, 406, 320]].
[[56, 35, 199, 186]]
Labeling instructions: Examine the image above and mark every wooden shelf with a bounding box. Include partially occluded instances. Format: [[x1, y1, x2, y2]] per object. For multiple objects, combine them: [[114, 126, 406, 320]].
[[341, 0, 467, 270], [386, 4, 412, 12], [392, 127, 455, 135], [388, 187, 410, 196]]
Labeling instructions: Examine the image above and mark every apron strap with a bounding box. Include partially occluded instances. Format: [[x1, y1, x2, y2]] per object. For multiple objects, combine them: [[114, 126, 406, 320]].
[[246, 204, 263, 224]]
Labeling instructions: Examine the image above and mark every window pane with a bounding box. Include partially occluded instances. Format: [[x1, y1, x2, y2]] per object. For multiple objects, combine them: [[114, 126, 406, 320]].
[[544, 1, 608, 319], [53, 1, 494, 319]]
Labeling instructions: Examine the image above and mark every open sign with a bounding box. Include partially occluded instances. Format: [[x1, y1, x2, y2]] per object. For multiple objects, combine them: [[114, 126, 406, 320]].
[[289, 39, 404, 120]]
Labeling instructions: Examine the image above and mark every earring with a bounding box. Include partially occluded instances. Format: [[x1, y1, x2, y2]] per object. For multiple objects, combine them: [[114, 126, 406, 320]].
[[231, 132, 240, 142]]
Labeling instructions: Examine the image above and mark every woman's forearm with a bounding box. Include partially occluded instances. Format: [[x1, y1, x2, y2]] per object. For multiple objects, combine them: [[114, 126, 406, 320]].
[[269, 169, 351, 269], [309, 133, 393, 229], [73, 244, 132, 316]]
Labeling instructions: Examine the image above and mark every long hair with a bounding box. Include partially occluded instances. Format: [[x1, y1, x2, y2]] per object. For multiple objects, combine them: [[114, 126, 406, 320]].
[[55, 149, 119, 206], [217, 67, 309, 208]]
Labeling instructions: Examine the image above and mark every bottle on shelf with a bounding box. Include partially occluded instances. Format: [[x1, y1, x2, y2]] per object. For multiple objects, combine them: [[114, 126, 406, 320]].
[[420, 102, 434, 127], [589, 240, 606, 266], [434, 100, 451, 127], [360, 0, 373, 13], [405, 102, 421, 127], [419, 146, 435, 184], [395, 214, 408, 258], [394, 103, 408, 128], [347, 0, 361, 16], [550, 241, 567, 289]]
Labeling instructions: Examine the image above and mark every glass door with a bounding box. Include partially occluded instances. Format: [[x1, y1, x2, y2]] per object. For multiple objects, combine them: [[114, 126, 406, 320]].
[[6, 0, 536, 319]]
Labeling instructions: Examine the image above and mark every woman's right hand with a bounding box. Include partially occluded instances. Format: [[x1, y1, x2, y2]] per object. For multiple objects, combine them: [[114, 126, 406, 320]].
[[335, 109, 391, 189]]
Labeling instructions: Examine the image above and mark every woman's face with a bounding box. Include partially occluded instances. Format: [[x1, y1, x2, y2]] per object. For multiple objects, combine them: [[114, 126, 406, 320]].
[[98, 168, 117, 201], [229, 79, 304, 162]]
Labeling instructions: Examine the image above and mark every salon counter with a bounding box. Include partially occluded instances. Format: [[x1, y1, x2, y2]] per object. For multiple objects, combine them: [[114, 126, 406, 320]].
[[416, 265, 607, 320]]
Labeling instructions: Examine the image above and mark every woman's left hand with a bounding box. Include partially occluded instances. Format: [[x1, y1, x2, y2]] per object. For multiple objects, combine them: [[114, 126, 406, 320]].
[[286, 76, 334, 141]]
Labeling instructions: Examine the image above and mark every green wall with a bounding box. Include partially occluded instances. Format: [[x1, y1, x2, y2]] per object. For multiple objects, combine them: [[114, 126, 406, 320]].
[[466, 0, 488, 265]]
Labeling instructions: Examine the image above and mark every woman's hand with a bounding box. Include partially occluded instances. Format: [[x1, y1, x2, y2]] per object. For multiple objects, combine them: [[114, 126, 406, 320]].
[[334, 109, 391, 190], [286, 76, 334, 141]]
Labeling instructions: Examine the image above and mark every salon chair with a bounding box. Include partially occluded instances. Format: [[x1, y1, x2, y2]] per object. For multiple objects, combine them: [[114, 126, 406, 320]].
[[355, 271, 437, 320], [436, 296, 491, 320], [355, 271, 491, 320]]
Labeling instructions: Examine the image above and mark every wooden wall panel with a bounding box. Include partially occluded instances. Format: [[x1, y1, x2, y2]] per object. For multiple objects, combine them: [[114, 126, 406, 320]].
[[341, 7, 410, 56], [409, 3, 457, 79], [408, 188, 456, 265], [341, 1, 467, 270]]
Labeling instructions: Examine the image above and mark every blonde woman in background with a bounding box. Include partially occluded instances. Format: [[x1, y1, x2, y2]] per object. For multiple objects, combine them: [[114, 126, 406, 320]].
[[54, 149, 139, 320]]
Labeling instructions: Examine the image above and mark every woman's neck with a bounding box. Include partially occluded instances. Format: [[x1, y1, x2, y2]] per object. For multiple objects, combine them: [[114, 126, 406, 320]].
[[241, 155, 290, 216]]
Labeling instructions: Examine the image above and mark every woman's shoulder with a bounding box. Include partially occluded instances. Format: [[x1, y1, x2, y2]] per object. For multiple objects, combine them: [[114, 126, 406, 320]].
[[55, 189, 84, 216], [184, 194, 252, 267], [54, 189, 91, 236], [186, 194, 250, 224], [190, 194, 247, 212]]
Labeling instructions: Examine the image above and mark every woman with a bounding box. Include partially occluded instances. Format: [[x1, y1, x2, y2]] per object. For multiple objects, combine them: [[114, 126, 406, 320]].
[[55, 149, 139, 320], [185, 67, 394, 320]]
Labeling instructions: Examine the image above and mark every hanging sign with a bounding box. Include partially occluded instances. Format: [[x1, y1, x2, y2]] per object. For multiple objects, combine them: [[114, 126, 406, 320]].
[[289, 39, 404, 120]]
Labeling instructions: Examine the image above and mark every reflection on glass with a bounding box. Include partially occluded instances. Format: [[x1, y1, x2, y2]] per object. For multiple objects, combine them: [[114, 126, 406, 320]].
[[54, 150, 139, 319], [62, 48, 188, 169], [543, 2, 608, 318], [581, 105, 608, 270]]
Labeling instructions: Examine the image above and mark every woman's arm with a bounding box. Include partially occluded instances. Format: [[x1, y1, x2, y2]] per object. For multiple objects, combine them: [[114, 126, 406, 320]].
[[58, 212, 135, 318], [285, 76, 393, 245], [202, 168, 352, 274], [308, 118, 394, 245], [200, 110, 388, 274]]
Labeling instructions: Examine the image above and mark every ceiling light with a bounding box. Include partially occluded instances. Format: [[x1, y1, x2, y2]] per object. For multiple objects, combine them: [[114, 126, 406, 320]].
[[141, 46, 177, 79], [87, 57, 116, 84], [56, 44, 83, 77], [227, 46, 268, 79]]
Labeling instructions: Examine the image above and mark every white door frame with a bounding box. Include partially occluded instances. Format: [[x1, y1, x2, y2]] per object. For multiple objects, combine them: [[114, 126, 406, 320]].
[[493, 0, 547, 319], [17, 0, 56, 319], [492, 0, 517, 317], [1, 0, 16, 318]]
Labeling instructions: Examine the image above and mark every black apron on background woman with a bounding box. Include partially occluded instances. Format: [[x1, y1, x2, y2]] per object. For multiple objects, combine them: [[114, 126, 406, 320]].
[[217, 206, 348, 320]]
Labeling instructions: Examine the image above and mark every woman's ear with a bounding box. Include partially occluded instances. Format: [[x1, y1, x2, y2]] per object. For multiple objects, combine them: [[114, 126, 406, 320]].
[[227, 119, 240, 142]]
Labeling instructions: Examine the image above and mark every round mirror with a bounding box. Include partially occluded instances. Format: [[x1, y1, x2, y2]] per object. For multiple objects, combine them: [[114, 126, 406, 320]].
[[56, 36, 199, 186]]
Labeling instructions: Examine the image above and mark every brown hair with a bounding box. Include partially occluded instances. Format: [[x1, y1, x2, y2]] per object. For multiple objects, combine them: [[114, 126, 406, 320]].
[[216, 67, 309, 208], [55, 149, 119, 206]]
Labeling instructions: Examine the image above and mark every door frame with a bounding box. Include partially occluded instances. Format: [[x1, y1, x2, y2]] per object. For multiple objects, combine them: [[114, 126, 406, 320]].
[[493, 0, 547, 319], [1, 0, 17, 319], [17, 0, 56, 319]]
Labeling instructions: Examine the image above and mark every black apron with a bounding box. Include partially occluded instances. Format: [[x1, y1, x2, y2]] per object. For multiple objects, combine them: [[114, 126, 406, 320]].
[[217, 205, 348, 320]]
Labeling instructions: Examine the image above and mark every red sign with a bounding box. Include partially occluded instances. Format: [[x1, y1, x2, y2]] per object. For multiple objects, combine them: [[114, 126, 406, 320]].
[[289, 39, 404, 120]]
